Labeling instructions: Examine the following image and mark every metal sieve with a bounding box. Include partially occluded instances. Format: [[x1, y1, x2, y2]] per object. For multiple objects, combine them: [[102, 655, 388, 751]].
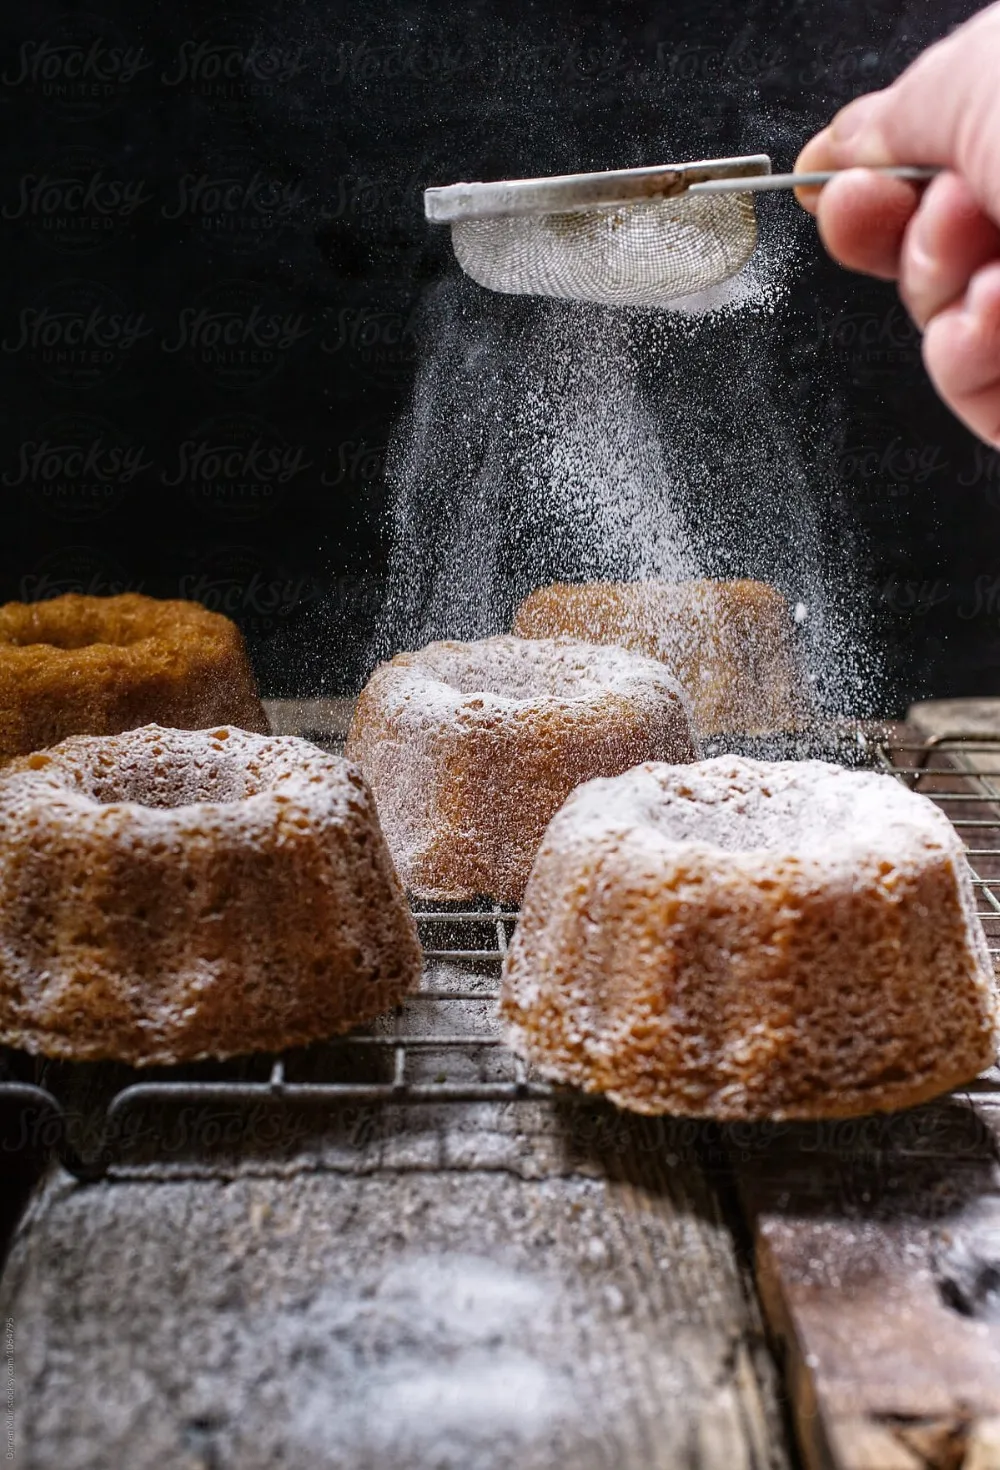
[[424, 154, 938, 308]]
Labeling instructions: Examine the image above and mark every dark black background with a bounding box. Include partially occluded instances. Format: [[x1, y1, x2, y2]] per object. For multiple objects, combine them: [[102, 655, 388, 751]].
[[1, 0, 998, 712]]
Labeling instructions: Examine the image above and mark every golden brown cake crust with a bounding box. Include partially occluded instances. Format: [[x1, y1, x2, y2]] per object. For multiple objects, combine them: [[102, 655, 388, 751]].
[[513, 579, 809, 736], [0, 724, 422, 1065], [0, 592, 268, 761], [500, 757, 1000, 1120], [346, 635, 697, 905]]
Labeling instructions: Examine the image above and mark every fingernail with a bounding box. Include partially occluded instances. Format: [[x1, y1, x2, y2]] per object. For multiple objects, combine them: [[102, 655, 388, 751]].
[[903, 243, 937, 319]]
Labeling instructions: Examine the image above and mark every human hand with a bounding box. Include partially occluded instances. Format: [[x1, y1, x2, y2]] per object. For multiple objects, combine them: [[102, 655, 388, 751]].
[[795, 2, 1000, 447]]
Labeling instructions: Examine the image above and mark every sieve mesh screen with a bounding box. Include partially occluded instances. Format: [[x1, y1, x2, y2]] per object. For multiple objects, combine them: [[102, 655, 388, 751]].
[[450, 191, 759, 307]]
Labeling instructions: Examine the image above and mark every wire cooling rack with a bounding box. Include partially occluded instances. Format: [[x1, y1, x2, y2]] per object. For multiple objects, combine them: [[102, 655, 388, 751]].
[[874, 734, 1000, 967], [1, 730, 998, 1181]]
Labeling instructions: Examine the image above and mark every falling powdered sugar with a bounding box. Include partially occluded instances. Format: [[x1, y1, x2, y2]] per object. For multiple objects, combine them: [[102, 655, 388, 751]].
[[372, 193, 882, 725]]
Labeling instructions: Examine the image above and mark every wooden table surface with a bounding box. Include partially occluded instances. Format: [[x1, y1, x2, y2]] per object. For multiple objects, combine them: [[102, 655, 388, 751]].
[[2, 700, 999, 1470]]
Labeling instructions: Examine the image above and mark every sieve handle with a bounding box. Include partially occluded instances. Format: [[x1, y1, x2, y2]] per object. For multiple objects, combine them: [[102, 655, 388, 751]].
[[688, 166, 940, 196]]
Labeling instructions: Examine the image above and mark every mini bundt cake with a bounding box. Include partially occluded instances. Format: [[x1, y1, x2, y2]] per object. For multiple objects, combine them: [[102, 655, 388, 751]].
[[0, 592, 268, 762], [513, 579, 809, 735], [345, 635, 697, 904], [501, 757, 999, 1119], [0, 724, 422, 1064]]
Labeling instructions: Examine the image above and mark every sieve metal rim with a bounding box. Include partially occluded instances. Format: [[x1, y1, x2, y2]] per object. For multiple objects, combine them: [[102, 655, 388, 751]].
[[424, 154, 773, 222]]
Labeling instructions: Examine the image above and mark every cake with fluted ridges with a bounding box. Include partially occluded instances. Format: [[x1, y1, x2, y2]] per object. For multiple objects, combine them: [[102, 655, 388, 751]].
[[501, 757, 999, 1119], [513, 579, 808, 735], [0, 592, 268, 762], [345, 635, 697, 904], [0, 724, 422, 1064]]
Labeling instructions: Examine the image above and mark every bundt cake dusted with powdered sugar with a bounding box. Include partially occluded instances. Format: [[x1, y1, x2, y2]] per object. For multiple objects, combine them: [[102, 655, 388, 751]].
[[0, 724, 422, 1064], [501, 757, 999, 1120], [345, 635, 697, 904], [513, 579, 809, 735], [0, 592, 268, 763]]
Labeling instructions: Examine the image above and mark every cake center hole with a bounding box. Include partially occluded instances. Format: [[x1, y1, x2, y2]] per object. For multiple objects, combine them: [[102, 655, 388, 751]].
[[0, 604, 153, 650], [86, 744, 265, 808], [429, 644, 612, 700], [8, 632, 133, 650]]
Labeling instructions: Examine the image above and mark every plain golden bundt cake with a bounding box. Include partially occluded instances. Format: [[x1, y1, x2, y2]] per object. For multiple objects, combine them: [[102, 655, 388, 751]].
[[0, 592, 268, 762], [345, 635, 697, 904], [501, 757, 999, 1120], [513, 579, 808, 735], [0, 724, 421, 1064]]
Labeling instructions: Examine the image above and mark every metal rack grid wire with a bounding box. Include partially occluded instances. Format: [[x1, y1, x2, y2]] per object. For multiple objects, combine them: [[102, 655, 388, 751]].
[[0, 901, 555, 1180], [874, 732, 1000, 965], [1, 730, 999, 1180]]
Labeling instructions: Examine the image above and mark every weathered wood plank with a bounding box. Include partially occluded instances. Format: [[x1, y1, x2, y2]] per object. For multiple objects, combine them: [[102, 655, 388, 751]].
[[2, 1121, 793, 1470], [735, 1094, 1000, 1470]]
